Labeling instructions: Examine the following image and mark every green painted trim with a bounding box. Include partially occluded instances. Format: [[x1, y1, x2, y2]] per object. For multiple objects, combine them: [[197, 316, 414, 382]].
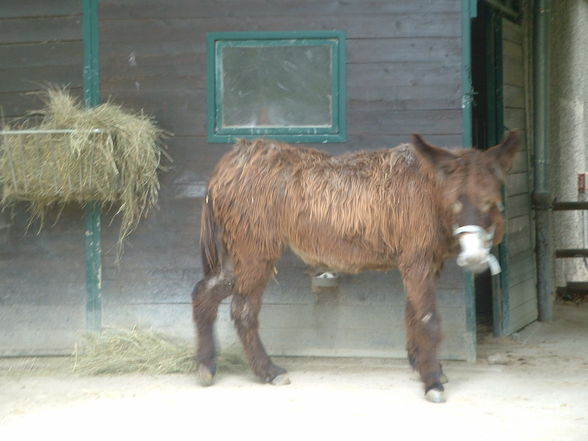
[[83, 0, 100, 108], [462, 0, 477, 362], [207, 31, 346, 143], [461, 0, 476, 147], [84, 202, 102, 332], [83, 0, 102, 332]]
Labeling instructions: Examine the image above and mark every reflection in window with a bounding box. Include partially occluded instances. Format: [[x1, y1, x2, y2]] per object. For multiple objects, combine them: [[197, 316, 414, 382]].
[[221, 45, 332, 128], [207, 31, 346, 143]]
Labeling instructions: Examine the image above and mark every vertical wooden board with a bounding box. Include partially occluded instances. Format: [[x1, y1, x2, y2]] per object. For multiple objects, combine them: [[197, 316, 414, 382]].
[[502, 17, 537, 334]]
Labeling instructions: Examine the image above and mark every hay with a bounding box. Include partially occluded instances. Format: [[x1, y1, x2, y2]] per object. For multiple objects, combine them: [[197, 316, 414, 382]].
[[0, 87, 168, 260], [72, 327, 247, 376]]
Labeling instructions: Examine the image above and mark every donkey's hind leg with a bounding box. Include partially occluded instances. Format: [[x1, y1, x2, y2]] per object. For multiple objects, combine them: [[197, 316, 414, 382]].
[[191, 273, 234, 386], [231, 261, 289, 385]]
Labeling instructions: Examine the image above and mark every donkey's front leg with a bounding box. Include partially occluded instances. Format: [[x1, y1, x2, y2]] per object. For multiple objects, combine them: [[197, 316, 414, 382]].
[[401, 265, 445, 403]]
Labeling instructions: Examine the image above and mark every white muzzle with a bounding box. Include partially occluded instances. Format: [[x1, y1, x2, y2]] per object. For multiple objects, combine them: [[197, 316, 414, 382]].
[[453, 225, 501, 275]]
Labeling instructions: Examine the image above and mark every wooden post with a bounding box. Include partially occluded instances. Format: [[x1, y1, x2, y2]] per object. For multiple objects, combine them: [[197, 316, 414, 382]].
[[83, 0, 102, 332]]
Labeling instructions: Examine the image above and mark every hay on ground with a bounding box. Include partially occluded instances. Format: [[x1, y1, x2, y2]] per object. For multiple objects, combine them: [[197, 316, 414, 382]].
[[0, 87, 168, 260], [72, 327, 247, 376]]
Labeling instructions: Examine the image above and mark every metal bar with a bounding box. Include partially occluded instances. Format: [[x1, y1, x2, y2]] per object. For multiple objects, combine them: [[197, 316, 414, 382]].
[[0, 129, 103, 135], [553, 201, 588, 211], [83, 0, 102, 333], [555, 249, 588, 258], [533, 0, 553, 321]]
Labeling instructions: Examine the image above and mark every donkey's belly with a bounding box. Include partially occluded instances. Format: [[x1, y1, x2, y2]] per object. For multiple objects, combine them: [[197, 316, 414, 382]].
[[288, 242, 394, 274]]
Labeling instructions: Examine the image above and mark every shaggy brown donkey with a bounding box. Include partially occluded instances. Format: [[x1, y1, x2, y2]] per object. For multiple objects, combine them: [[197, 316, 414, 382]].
[[191, 131, 519, 403]]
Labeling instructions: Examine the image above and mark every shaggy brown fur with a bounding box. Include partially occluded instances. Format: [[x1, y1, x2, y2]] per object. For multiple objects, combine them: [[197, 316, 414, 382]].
[[191, 131, 519, 399]]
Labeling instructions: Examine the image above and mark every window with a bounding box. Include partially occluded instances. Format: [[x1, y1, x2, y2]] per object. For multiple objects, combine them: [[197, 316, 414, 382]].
[[207, 31, 346, 143]]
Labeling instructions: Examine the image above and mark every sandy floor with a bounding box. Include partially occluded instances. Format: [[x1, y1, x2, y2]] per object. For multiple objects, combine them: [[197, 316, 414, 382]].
[[1, 303, 587, 441]]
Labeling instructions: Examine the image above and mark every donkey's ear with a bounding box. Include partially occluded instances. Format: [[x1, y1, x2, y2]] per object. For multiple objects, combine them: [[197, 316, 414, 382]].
[[412, 134, 459, 176], [487, 130, 519, 172]]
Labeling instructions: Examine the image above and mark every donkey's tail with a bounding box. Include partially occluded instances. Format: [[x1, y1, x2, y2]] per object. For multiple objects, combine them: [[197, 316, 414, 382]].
[[200, 191, 220, 277]]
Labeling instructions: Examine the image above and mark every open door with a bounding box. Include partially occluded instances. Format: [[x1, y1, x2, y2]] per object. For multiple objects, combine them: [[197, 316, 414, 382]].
[[472, 1, 537, 336]]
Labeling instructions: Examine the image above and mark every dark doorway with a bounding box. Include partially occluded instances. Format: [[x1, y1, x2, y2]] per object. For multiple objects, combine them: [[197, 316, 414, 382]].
[[471, 2, 504, 334]]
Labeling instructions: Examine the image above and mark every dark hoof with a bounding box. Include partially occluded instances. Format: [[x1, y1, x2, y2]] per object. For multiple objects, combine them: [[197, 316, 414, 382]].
[[425, 388, 446, 403], [440, 373, 449, 384], [198, 364, 215, 387]]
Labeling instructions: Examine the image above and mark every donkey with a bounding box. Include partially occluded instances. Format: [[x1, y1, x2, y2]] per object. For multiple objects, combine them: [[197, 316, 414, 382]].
[[191, 131, 519, 403]]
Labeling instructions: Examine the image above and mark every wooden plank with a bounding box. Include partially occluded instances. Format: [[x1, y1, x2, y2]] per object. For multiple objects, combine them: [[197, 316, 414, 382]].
[[502, 19, 523, 44], [348, 38, 461, 63], [509, 278, 537, 310], [0, 0, 81, 18], [509, 298, 538, 333], [100, 36, 461, 66], [503, 56, 525, 87], [348, 86, 461, 106], [507, 213, 532, 235], [0, 41, 83, 69], [348, 62, 462, 88], [503, 84, 525, 109], [0, 17, 81, 44], [503, 39, 523, 61], [0, 65, 83, 93], [508, 193, 532, 219], [99, 0, 461, 20], [507, 252, 536, 287], [510, 149, 529, 173], [100, 14, 461, 41], [504, 107, 526, 130], [507, 171, 530, 196], [0, 88, 84, 118], [508, 225, 533, 257], [348, 108, 462, 135]]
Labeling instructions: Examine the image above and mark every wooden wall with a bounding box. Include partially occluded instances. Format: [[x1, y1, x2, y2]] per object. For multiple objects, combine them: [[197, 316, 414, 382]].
[[0, 0, 469, 359], [0, 1, 85, 355]]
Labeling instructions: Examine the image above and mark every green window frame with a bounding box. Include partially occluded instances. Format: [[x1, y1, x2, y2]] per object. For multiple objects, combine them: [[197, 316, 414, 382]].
[[207, 31, 346, 143]]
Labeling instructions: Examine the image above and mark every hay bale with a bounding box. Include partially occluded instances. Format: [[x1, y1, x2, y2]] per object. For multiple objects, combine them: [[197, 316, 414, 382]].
[[0, 87, 168, 259], [72, 327, 247, 376]]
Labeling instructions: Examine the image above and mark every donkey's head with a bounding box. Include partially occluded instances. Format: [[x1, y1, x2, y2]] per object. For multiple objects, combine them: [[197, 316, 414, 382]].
[[412, 131, 519, 274]]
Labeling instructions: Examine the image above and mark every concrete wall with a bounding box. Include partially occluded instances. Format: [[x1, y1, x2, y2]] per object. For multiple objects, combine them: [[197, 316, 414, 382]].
[[550, 1, 588, 287]]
